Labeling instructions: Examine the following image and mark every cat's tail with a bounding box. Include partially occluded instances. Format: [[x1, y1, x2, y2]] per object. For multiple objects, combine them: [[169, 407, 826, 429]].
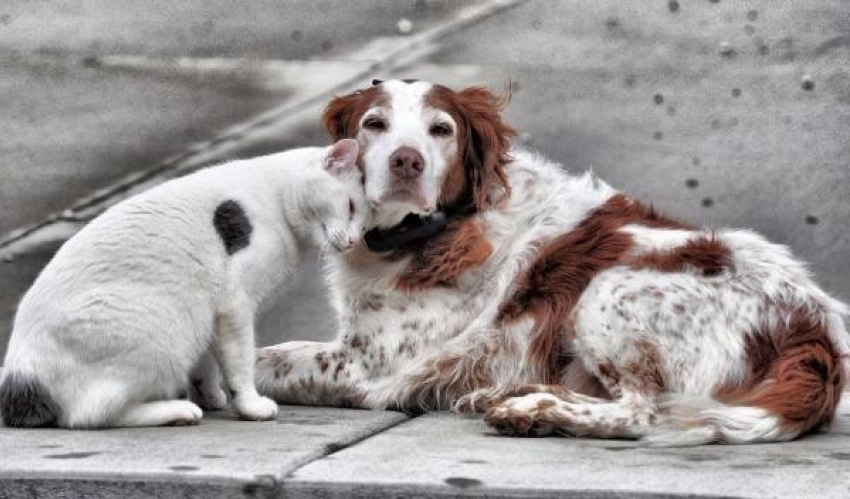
[[0, 371, 60, 428]]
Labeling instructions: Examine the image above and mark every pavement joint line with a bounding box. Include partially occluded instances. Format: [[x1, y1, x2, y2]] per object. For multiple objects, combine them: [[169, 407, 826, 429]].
[[0, 0, 527, 255], [280, 412, 416, 482]]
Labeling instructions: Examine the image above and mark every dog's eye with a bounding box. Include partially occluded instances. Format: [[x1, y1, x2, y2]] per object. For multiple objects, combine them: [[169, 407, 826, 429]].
[[363, 117, 387, 132], [429, 122, 453, 137]]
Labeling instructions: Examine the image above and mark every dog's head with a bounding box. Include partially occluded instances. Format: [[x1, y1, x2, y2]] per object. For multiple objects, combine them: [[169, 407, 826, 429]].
[[322, 80, 515, 228]]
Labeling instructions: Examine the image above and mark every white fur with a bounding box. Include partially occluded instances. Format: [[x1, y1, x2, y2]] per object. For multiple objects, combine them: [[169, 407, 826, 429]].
[[2, 141, 367, 428], [257, 81, 849, 446], [356, 80, 459, 228]]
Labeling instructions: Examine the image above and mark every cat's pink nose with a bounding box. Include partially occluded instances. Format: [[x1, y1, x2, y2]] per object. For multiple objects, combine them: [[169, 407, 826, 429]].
[[346, 237, 358, 249]]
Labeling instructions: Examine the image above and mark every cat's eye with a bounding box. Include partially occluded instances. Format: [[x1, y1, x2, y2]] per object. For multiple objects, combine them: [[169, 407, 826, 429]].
[[429, 122, 453, 137], [348, 199, 355, 220], [363, 116, 387, 132]]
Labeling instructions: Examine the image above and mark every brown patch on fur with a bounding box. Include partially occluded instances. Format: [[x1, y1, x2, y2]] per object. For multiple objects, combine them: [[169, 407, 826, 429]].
[[561, 361, 610, 399], [403, 345, 500, 411], [498, 194, 689, 381], [396, 218, 493, 291], [628, 235, 734, 277], [359, 293, 385, 312], [715, 307, 844, 436], [401, 320, 420, 331], [321, 86, 389, 187], [333, 361, 346, 382], [322, 86, 388, 141], [397, 338, 418, 359], [425, 85, 516, 211], [315, 352, 330, 374], [597, 362, 622, 387], [625, 340, 666, 395], [276, 362, 293, 379], [349, 335, 363, 350]]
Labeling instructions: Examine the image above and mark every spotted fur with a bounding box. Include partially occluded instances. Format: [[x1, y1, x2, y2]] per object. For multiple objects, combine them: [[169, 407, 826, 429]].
[[2, 142, 367, 428], [256, 80, 849, 446]]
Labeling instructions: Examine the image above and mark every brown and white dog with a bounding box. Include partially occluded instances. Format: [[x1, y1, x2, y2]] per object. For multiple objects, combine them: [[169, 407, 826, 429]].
[[256, 79, 849, 445]]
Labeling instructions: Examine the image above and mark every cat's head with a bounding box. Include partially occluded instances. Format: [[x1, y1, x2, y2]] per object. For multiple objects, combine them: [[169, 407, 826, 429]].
[[312, 139, 368, 253]]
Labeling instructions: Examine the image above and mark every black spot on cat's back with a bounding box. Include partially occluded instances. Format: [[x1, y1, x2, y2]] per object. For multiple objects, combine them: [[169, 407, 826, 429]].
[[213, 200, 252, 255]]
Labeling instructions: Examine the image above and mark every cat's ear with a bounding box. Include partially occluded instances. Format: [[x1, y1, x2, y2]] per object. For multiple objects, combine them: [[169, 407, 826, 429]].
[[324, 139, 359, 176]]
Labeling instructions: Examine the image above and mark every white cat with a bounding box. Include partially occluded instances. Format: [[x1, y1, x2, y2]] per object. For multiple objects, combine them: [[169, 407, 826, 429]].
[[0, 139, 366, 428]]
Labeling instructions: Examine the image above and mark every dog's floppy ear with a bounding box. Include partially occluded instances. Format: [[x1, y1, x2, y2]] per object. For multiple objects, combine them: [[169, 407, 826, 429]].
[[455, 86, 516, 211], [322, 92, 360, 141], [322, 85, 385, 141]]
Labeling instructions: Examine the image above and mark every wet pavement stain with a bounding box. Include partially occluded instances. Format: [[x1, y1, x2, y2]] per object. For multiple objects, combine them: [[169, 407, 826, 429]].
[[814, 35, 850, 56], [681, 454, 721, 462], [45, 451, 101, 459], [169, 465, 200, 472], [445, 477, 483, 489], [802, 75, 815, 91]]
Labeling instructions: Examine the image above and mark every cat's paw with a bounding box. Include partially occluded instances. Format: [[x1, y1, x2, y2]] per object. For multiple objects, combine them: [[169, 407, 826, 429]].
[[167, 401, 204, 426], [234, 394, 279, 421]]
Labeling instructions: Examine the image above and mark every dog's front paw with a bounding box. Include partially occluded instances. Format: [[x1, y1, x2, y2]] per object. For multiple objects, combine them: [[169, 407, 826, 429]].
[[235, 394, 279, 421], [454, 389, 508, 415], [484, 393, 559, 437]]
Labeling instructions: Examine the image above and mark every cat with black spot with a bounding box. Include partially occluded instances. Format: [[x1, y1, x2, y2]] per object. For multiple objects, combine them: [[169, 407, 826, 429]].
[[0, 140, 367, 428]]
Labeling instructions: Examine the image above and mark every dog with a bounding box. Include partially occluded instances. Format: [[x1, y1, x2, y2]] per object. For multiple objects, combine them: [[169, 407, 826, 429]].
[[256, 79, 849, 445]]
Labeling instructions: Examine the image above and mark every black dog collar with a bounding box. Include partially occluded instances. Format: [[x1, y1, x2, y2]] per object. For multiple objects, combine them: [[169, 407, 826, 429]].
[[364, 212, 448, 253]]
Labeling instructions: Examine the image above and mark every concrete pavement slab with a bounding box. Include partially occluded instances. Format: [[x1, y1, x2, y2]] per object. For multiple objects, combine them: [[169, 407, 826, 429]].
[[0, 406, 408, 498], [429, 0, 850, 303], [287, 401, 850, 499], [0, 0, 497, 240], [0, 1, 484, 60], [0, 52, 298, 236]]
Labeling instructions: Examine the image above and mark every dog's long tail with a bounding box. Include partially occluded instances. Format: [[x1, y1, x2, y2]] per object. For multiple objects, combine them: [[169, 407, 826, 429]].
[[0, 371, 60, 428], [646, 309, 845, 446]]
